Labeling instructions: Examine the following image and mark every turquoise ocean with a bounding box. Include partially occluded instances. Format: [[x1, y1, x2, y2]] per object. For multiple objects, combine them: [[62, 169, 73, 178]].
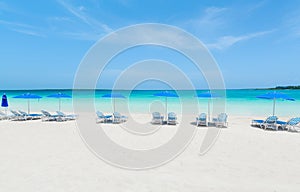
[[1, 89, 300, 117]]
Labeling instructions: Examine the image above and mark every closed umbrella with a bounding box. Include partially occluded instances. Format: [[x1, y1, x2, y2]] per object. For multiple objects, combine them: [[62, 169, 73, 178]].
[[47, 92, 71, 111], [13, 93, 42, 113], [1, 93, 8, 115], [153, 91, 179, 118], [195, 91, 220, 122], [102, 93, 126, 113], [256, 92, 295, 116]]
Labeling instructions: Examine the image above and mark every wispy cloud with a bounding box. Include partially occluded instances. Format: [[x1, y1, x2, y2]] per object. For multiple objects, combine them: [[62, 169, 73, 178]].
[[0, 19, 45, 37], [188, 7, 227, 30], [284, 10, 300, 38], [11, 28, 45, 37], [198, 7, 227, 25], [247, 0, 269, 13], [207, 30, 274, 50], [56, 0, 112, 40]]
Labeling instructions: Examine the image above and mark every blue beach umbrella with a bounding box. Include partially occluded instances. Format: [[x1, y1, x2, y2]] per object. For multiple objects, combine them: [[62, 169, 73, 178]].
[[47, 92, 72, 112], [196, 91, 220, 121], [153, 91, 179, 117], [13, 93, 42, 113], [102, 93, 126, 113], [256, 92, 295, 116], [1, 94, 9, 114]]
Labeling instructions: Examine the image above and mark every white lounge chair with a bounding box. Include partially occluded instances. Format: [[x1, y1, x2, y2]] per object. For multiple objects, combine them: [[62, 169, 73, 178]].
[[0, 111, 11, 120], [196, 113, 207, 126], [284, 117, 300, 132], [41, 110, 60, 121], [251, 116, 278, 129], [287, 123, 300, 132], [18, 110, 42, 120], [10, 110, 27, 121], [167, 112, 177, 125], [213, 113, 228, 127], [96, 111, 112, 123], [112, 112, 127, 124], [151, 112, 164, 124], [56, 111, 77, 121], [260, 116, 287, 131]]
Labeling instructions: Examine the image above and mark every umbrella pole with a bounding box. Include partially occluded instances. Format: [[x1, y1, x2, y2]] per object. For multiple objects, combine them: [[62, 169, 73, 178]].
[[165, 97, 168, 121], [113, 98, 115, 113], [208, 99, 210, 122], [59, 98, 61, 112], [273, 98, 276, 116], [28, 99, 30, 114]]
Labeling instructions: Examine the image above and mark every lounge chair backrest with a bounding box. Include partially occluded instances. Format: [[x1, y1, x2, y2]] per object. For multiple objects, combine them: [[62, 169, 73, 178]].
[[18, 110, 27, 116], [199, 113, 206, 120], [218, 113, 227, 122], [56, 111, 65, 117], [288, 117, 300, 125], [0, 111, 5, 116], [10, 110, 20, 116], [152, 112, 161, 118], [265, 116, 277, 123], [168, 112, 177, 119], [96, 111, 104, 118], [113, 112, 121, 117], [41, 110, 51, 117]]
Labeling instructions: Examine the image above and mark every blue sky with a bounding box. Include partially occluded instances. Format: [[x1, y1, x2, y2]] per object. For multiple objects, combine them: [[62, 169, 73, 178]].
[[1, 0, 300, 89]]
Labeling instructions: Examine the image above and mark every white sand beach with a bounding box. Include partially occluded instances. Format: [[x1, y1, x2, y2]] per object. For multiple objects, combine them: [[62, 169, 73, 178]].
[[0, 115, 299, 192]]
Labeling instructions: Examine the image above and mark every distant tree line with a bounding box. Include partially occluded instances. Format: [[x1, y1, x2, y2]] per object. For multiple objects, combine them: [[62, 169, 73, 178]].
[[269, 86, 300, 90]]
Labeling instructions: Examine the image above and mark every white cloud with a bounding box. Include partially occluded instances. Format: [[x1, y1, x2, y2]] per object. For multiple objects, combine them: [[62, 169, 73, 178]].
[[0, 19, 45, 37], [207, 30, 274, 50], [11, 28, 45, 37], [57, 0, 112, 34], [247, 0, 269, 13], [284, 10, 300, 38], [99, 24, 209, 52], [199, 7, 227, 24], [188, 7, 227, 30]]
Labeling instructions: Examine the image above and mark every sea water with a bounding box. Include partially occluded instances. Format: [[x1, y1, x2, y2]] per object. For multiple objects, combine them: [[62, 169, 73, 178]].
[[1, 89, 300, 117]]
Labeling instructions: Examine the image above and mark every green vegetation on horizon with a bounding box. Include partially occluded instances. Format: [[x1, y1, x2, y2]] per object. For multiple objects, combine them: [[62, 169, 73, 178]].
[[270, 86, 300, 90]]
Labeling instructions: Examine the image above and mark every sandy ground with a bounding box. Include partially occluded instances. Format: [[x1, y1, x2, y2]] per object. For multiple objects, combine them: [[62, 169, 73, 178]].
[[0, 115, 299, 192]]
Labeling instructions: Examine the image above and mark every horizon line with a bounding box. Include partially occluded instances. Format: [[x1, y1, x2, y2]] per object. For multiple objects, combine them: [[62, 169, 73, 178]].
[[0, 87, 292, 91]]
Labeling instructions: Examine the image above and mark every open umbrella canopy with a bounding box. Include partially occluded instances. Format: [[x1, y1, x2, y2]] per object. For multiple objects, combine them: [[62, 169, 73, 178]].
[[13, 93, 42, 113], [195, 91, 220, 121], [47, 92, 72, 111], [256, 92, 295, 116], [196, 92, 220, 98], [13, 93, 42, 99], [1, 94, 8, 107], [153, 91, 178, 98], [47, 92, 71, 99], [256, 92, 295, 101], [102, 93, 126, 112]]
